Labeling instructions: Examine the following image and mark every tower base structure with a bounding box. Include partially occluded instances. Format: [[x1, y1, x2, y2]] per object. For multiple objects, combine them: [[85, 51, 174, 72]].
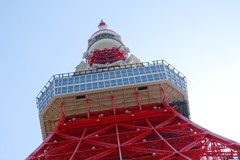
[[27, 90, 240, 160]]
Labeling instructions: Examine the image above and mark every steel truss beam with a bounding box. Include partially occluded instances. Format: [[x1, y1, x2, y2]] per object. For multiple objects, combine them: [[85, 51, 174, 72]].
[[27, 92, 240, 160]]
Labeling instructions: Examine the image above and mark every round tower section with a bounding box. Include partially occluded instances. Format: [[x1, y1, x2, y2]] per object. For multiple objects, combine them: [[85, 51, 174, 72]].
[[83, 20, 130, 68]]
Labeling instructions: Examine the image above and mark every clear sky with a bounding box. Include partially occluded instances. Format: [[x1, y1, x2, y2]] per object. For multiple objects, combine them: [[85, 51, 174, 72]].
[[0, 1, 240, 159]]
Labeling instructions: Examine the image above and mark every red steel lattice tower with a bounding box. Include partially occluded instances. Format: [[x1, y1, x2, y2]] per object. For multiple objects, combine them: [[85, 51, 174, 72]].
[[27, 21, 240, 160]]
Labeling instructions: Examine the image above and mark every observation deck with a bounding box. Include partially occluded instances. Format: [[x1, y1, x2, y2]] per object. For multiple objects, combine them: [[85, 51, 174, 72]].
[[37, 60, 189, 139]]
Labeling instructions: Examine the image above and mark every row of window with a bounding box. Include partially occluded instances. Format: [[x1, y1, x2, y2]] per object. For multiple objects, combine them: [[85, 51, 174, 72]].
[[54, 65, 174, 86], [54, 73, 167, 94]]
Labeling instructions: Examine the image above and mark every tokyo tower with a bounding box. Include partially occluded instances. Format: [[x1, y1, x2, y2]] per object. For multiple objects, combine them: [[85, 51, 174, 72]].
[[27, 20, 240, 160]]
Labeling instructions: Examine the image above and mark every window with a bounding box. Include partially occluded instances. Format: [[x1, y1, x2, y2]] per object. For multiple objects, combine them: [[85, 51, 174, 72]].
[[68, 78, 73, 84], [62, 87, 67, 93], [80, 76, 85, 82], [121, 70, 127, 77], [150, 66, 157, 72], [117, 79, 123, 85], [135, 76, 141, 83], [159, 73, 163, 79], [129, 77, 135, 84], [80, 84, 86, 91], [115, 71, 121, 78], [74, 77, 79, 83], [74, 85, 79, 92], [133, 68, 139, 75], [147, 75, 153, 81], [55, 79, 59, 86], [139, 68, 145, 74], [57, 88, 61, 94], [153, 74, 160, 80], [105, 81, 110, 87], [62, 79, 68, 85], [99, 82, 104, 88], [75, 95, 86, 100], [92, 74, 97, 81], [68, 86, 73, 92], [104, 73, 109, 79], [141, 75, 147, 82], [158, 65, 164, 71], [55, 88, 58, 94], [86, 75, 91, 81], [127, 69, 133, 76], [111, 80, 116, 86], [98, 73, 103, 80], [86, 83, 92, 90], [93, 82, 98, 89], [145, 67, 151, 73], [110, 72, 115, 78], [123, 78, 129, 84], [138, 86, 148, 91]]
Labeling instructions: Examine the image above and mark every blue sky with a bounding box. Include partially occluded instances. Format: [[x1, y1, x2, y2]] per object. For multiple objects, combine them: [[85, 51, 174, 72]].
[[0, 1, 240, 159]]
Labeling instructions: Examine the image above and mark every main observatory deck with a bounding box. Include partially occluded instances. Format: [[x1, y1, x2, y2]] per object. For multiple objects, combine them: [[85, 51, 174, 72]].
[[37, 60, 189, 139]]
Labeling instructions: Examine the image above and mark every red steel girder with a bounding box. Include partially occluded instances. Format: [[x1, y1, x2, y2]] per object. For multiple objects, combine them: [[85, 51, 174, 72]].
[[27, 94, 240, 159]]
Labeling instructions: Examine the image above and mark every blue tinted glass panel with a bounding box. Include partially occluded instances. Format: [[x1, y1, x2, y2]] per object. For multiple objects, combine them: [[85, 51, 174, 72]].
[[139, 68, 145, 74], [58, 88, 61, 94], [159, 73, 164, 79], [123, 78, 129, 84], [127, 69, 133, 76], [150, 66, 157, 72], [105, 81, 110, 87], [115, 71, 121, 78], [55, 88, 58, 94], [55, 80, 59, 86], [153, 74, 160, 80], [68, 78, 73, 84], [98, 73, 103, 80], [68, 86, 73, 92], [93, 82, 98, 89], [117, 79, 123, 85], [104, 73, 109, 79], [147, 75, 153, 81], [80, 76, 85, 82], [163, 73, 167, 79], [62, 87, 67, 93], [141, 76, 147, 82], [133, 69, 139, 75], [135, 76, 141, 82], [92, 74, 97, 81], [110, 72, 115, 78], [86, 75, 91, 81], [159, 65, 164, 71], [74, 77, 79, 83], [129, 77, 135, 84], [145, 67, 151, 73], [74, 85, 79, 92], [86, 83, 92, 90], [50, 82, 54, 88], [99, 82, 104, 88], [62, 79, 68, 85], [80, 84, 86, 91], [121, 70, 127, 77], [111, 80, 116, 86]]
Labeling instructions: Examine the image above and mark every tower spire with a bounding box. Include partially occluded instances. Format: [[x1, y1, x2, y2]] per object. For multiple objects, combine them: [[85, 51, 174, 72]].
[[98, 19, 107, 29]]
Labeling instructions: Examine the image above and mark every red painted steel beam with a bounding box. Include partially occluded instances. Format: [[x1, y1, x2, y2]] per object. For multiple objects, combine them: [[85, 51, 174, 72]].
[[136, 92, 142, 111], [111, 96, 116, 115], [85, 99, 90, 119]]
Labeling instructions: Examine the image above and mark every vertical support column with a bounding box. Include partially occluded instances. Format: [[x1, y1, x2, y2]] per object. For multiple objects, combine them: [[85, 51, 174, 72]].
[[111, 96, 116, 115], [136, 92, 142, 111], [60, 102, 65, 119], [86, 99, 90, 119]]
